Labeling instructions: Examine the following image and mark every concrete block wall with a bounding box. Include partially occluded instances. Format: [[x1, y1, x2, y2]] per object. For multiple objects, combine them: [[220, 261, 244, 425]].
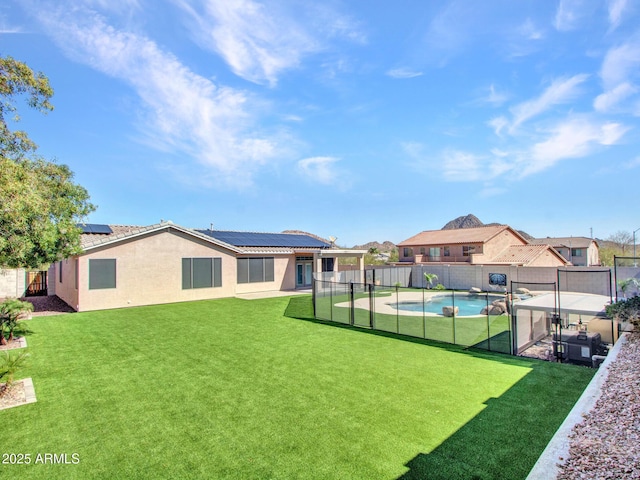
[[0, 268, 26, 298]]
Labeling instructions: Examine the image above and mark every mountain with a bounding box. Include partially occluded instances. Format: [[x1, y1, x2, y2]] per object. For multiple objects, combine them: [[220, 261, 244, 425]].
[[441, 214, 534, 240], [353, 241, 397, 252], [351, 215, 536, 249], [441, 214, 485, 230]]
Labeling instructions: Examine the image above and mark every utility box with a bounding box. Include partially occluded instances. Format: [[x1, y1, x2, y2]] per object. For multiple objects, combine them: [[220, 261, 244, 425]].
[[553, 331, 603, 366]]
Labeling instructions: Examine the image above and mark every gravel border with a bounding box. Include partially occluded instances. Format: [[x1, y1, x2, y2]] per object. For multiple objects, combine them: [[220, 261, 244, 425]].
[[527, 332, 640, 479]]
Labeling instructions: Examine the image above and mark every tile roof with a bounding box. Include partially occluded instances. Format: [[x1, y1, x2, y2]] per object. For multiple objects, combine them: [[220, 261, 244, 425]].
[[79, 223, 334, 255], [490, 244, 566, 265], [398, 225, 512, 246], [529, 237, 596, 249]]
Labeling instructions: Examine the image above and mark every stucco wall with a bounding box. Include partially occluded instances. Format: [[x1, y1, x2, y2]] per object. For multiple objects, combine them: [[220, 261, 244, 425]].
[[75, 230, 239, 312], [54, 259, 80, 310]]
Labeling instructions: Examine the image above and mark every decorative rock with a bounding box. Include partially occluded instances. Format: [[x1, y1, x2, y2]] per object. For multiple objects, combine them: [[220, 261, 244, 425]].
[[488, 305, 505, 315], [442, 306, 459, 317], [469, 287, 482, 295], [516, 287, 531, 295]]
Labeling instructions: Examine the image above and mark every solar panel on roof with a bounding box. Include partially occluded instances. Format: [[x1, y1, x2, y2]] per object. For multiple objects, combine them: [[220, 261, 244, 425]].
[[196, 230, 330, 248], [77, 224, 113, 235]]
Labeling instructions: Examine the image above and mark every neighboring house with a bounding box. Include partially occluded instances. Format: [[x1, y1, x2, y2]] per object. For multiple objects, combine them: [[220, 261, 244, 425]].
[[530, 237, 600, 266], [52, 222, 365, 312], [397, 225, 568, 267]]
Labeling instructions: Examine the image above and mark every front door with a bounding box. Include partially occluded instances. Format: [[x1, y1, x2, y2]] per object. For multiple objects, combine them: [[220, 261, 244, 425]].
[[296, 262, 313, 288]]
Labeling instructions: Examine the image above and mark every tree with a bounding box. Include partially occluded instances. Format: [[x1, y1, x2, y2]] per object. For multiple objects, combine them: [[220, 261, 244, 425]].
[[606, 231, 633, 255], [0, 55, 94, 269]]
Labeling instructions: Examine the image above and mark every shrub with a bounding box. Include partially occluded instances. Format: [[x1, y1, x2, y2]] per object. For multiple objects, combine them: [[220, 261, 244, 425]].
[[0, 298, 33, 344], [0, 351, 29, 395], [434, 283, 446, 290], [605, 296, 640, 327]]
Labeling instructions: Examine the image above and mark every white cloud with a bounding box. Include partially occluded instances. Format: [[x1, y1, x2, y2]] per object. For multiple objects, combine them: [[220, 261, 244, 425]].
[[297, 156, 341, 185], [594, 82, 637, 112], [33, 6, 284, 187], [386, 68, 423, 79], [554, 0, 588, 31], [173, 0, 363, 86], [509, 74, 589, 131], [485, 84, 509, 106], [600, 40, 640, 90], [440, 150, 484, 182], [488, 116, 509, 137], [517, 18, 544, 40], [522, 117, 628, 177], [624, 156, 640, 169], [608, 0, 629, 31]]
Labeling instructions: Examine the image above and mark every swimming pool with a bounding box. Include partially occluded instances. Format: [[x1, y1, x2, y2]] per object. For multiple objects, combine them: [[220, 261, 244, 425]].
[[390, 294, 504, 316]]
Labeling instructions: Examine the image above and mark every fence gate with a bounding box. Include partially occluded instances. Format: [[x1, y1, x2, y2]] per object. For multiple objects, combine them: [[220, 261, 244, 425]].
[[26, 270, 48, 296], [510, 281, 557, 357]]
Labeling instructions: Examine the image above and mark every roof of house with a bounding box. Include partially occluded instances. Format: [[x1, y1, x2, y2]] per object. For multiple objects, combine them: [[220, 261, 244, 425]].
[[529, 237, 597, 249], [490, 244, 568, 266], [398, 225, 526, 247], [195, 230, 331, 249], [78, 222, 333, 254]]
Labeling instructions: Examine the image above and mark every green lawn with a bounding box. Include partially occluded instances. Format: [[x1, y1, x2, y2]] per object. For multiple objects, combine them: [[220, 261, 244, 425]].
[[2, 295, 593, 479]]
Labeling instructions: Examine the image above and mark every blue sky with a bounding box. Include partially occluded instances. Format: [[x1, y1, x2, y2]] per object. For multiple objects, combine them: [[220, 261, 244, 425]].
[[3, 0, 639, 247]]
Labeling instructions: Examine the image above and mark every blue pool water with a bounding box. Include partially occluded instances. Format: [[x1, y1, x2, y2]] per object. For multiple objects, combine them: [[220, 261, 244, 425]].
[[391, 295, 503, 316]]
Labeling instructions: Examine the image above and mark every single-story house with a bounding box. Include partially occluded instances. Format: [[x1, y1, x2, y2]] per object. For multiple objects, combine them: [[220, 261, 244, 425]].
[[397, 225, 568, 267], [529, 237, 600, 266], [51, 222, 365, 312]]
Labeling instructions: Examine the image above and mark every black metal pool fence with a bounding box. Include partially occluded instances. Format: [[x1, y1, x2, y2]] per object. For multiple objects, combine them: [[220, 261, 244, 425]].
[[313, 280, 513, 354], [313, 276, 619, 361]]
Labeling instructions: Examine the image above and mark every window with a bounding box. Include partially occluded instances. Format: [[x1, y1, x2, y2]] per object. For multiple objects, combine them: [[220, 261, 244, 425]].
[[403, 247, 413, 258], [571, 248, 583, 257], [429, 247, 440, 258], [443, 246, 450, 257], [322, 257, 334, 272], [419, 247, 426, 255], [182, 258, 222, 289], [237, 257, 274, 284], [89, 259, 116, 290], [463, 246, 476, 257]]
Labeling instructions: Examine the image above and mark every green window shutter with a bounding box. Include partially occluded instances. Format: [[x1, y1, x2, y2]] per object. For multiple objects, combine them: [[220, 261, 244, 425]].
[[213, 258, 222, 287], [182, 258, 192, 289], [193, 258, 213, 289], [237, 258, 248, 284], [89, 259, 116, 290], [264, 257, 274, 282]]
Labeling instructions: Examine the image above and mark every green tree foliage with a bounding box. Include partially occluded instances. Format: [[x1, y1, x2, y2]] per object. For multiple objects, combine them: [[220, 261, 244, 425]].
[[0, 55, 94, 268]]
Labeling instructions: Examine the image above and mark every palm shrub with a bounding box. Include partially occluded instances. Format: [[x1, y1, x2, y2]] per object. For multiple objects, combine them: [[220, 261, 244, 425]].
[[424, 272, 438, 289], [0, 351, 29, 396], [0, 298, 34, 344]]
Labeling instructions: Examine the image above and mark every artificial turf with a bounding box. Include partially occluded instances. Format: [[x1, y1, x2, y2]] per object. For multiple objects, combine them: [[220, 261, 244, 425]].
[[1, 295, 594, 479]]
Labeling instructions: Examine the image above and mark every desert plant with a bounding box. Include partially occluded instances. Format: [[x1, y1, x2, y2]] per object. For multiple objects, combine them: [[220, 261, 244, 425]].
[[0, 298, 34, 344], [424, 272, 438, 289], [618, 278, 640, 299], [0, 351, 29, 395], [606, 296, 640, 327]]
